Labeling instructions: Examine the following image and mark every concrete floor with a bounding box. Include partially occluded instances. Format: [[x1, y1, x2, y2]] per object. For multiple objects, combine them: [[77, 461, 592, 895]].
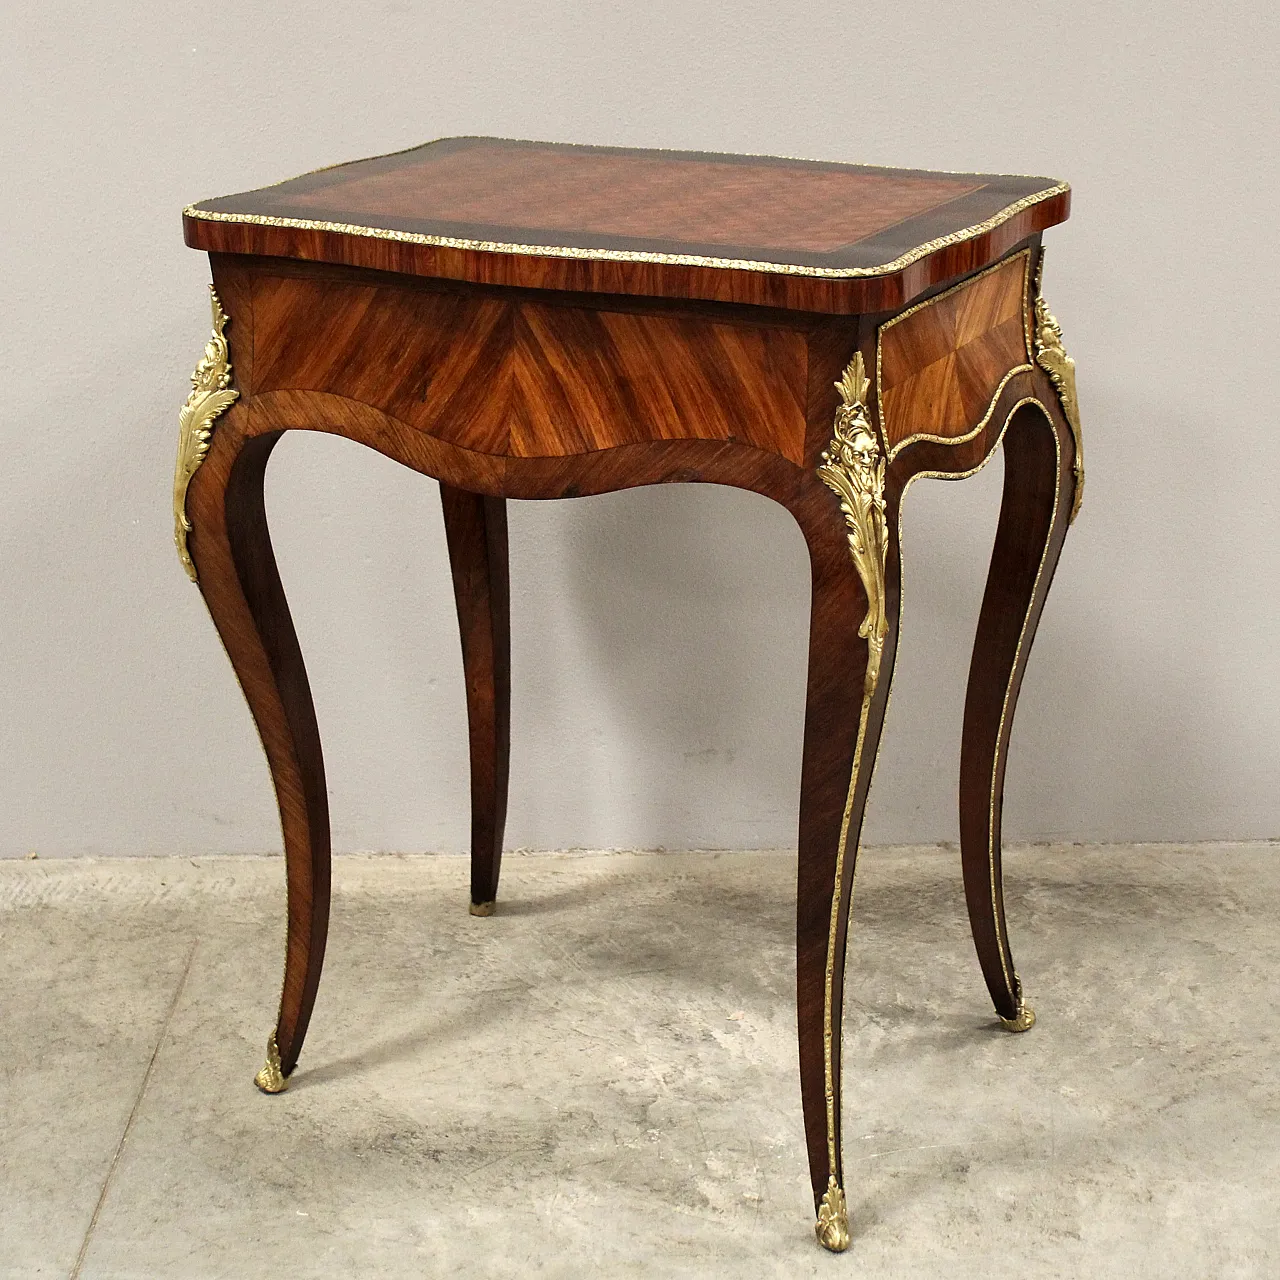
[[2, 844, 1277, 1278]]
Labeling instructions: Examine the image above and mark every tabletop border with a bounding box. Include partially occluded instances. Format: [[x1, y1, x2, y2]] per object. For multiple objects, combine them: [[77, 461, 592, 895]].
[[183, 181, 1068, 282]]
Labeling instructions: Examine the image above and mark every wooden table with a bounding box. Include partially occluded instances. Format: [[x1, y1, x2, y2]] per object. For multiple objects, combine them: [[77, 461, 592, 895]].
[[175, 137, 1081, 1253]]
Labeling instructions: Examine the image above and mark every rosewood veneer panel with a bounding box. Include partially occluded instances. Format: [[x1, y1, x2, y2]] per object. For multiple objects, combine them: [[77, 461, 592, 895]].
[[244, 269, 808, 463], [878, 252, 1031, 453], [251, 273, 512, 454], [508, 303, 806, 460]]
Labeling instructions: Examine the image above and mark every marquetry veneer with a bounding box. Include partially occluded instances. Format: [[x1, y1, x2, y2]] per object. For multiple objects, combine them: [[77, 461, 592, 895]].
[[174, 137, 1083, 1255]]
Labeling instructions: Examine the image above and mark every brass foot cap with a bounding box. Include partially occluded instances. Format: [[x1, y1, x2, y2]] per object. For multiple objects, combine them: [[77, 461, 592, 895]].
[[999, 1002, 1036, 1033], [815, 1176, 850, 1252], [469, 900, 495, 917], [254, 1033, 288, 1093]]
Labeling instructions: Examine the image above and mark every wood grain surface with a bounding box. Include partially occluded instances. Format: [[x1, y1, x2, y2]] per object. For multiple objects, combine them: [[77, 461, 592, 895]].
[[185, 137, 1070, 314], [878, 251, 1031, 453], [234, 259, 810, 464], [262, 141, 982, 255], [440, 485, 510, 912]]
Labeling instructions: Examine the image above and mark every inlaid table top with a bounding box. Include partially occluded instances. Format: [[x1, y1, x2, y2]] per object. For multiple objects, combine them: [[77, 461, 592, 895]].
[[184, 136, 1070, 312]]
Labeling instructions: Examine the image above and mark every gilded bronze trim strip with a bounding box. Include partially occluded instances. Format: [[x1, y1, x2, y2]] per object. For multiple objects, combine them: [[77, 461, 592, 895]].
[[813, 351, 888, 1250], [182, 182, 1068, 282], [878, 249, 1034, 462]]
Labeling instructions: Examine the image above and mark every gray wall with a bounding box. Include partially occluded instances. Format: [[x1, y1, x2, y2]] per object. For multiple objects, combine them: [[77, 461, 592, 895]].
[[2, 2, 1276, 857]]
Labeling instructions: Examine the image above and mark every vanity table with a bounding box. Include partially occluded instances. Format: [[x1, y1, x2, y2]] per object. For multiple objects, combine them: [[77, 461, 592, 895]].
[[174, 137, 1081, 1252]]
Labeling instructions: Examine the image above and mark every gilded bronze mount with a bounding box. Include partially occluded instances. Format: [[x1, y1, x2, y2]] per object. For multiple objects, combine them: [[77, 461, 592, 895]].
[[173, 286, 239, 583], [254, 1032, 288, 1094], [1032, 256, 1084, 523], [812, 349, 887, 1253]]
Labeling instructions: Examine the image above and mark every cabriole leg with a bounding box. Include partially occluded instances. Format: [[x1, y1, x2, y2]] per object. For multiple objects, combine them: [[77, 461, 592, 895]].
[[185, 428, 332, 1092], [959, 400, 1074, 1027], [795, 352, 899, 1252], [439, 484, 511, 916]]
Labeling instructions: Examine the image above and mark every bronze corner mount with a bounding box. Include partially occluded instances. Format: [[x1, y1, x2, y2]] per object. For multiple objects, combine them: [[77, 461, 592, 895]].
[[816, 352, 889, 696], [173, 286, 239, 582], [1032, 257, 1084, 523]]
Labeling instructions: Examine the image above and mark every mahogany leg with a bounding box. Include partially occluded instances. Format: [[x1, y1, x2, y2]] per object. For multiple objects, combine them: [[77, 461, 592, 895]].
[[793, 480, 900, 1253], [187, 430, 331, 1092], [959, 400, 1073, 1027], [439, 484, 511, 915]]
